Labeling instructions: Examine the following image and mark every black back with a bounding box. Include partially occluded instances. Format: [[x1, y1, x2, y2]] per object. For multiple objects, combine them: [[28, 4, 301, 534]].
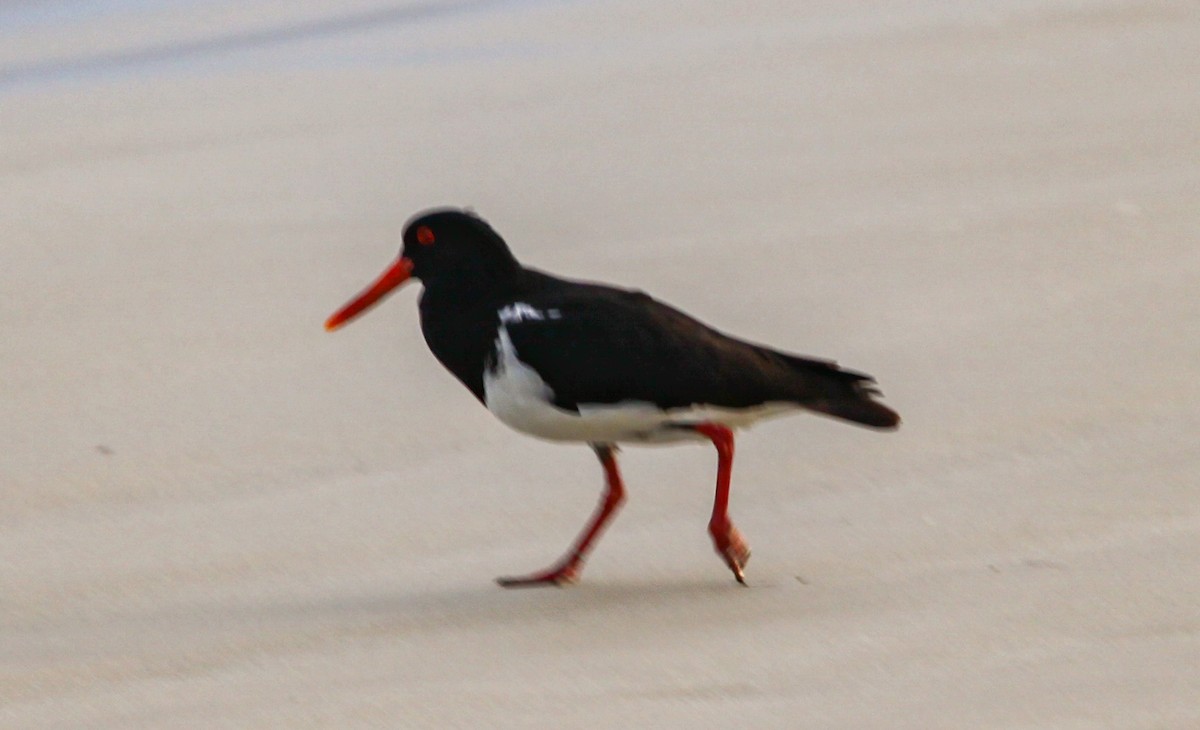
[[503, 269, 856, 411]]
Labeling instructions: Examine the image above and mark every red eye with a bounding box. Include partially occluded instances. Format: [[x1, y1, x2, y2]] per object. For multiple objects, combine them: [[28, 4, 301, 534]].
[[416, 226, 435, 246]]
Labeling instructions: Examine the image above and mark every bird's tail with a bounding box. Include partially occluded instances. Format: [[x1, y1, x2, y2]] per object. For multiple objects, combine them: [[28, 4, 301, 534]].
[[774, 352, 901, 430], [806, 393, 900, 429]]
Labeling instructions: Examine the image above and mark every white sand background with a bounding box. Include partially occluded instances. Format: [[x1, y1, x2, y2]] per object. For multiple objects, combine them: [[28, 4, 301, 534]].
[[2, 0, 1198, 727]]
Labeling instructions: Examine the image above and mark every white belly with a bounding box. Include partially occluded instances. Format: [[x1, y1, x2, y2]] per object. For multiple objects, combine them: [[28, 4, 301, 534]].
[[482, 325, 797, 444]]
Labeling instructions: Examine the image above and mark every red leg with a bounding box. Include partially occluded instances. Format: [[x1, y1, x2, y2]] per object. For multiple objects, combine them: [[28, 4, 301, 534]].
[[496, 444, 626, 588], [692, 423, 751, 584]]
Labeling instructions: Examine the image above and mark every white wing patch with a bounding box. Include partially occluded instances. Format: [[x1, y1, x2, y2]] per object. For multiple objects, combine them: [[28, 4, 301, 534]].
[[498, 302, 562, 324]]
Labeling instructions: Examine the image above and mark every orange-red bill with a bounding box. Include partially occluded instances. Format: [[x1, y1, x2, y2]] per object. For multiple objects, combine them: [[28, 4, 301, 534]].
[[325, 257, 415, 331]]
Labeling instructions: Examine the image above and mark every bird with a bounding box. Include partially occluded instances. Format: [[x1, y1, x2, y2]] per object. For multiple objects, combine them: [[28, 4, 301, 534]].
[[325, 208, 899, 587]]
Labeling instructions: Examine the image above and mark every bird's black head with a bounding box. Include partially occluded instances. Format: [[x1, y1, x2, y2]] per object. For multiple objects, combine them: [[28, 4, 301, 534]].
[[400, 208, 520, 295], [325, 207, 520, 331]]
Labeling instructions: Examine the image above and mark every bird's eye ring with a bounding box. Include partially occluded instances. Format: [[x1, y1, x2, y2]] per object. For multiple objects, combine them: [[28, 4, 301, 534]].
[[416, 226, 436, 246]]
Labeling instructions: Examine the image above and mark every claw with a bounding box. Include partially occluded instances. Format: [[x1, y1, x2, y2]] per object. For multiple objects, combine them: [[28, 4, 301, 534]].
[[710, 521, 751, 585], [495, 561, 581, 588]]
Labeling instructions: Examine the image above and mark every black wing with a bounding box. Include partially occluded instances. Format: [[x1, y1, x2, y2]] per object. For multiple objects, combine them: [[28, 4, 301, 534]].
[[504, 270, 872, 414]]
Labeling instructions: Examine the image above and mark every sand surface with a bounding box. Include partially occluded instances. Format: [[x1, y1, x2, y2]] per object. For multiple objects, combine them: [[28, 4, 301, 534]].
[[3, 1, 1199, 727]]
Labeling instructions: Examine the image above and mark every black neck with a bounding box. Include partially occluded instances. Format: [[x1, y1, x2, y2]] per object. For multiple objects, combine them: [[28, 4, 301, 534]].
[[417, 266, 526, 403]]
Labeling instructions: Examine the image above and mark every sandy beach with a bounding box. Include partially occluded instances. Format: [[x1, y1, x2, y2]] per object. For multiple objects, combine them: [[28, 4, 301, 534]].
[[3, 1, 1198, 727]]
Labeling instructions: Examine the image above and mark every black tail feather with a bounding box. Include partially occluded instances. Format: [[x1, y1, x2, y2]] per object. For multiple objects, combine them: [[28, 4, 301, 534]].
[[807, 397, 900, 430], [769, 351, 900, 430]]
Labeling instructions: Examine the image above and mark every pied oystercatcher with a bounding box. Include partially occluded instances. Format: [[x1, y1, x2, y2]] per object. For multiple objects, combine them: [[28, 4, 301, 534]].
[[326, 208, 899, 586]]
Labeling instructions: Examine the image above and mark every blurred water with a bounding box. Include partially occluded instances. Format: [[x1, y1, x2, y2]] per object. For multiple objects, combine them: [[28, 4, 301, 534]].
[[0, 0, 1112, 93], [0, 0, 538, 90], [0, 0, 213, 33]]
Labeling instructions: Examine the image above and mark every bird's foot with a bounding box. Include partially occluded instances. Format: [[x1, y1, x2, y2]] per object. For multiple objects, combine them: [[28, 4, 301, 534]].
[[495, 559, 581, 588], [709, 520, 751, 585]]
